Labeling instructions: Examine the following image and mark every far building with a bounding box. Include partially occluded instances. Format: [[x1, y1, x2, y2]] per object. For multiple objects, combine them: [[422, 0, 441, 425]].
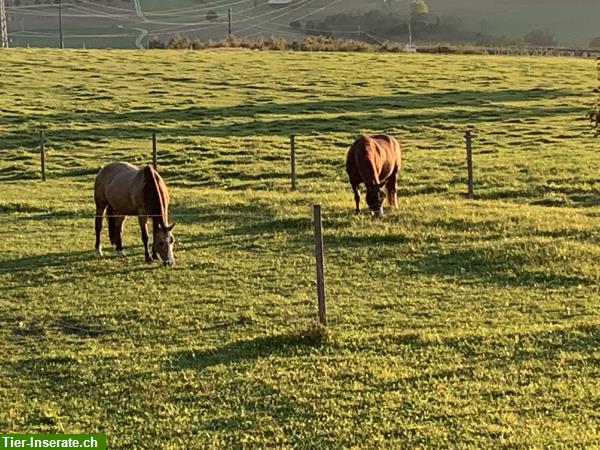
[[268, 0, 295, 6]]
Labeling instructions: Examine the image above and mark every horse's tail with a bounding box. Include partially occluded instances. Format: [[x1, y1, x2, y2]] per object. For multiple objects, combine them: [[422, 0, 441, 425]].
[[107, 204, 117, 245]]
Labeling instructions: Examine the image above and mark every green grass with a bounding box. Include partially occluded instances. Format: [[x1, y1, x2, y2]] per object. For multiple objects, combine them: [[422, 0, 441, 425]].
[[0, 49, 599, 448]]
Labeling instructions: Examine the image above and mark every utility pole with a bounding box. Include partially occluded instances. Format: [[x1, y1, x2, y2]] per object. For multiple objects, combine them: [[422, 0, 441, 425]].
[[0, 0, 9, 48], [58, 0, 64, 49], [228, 8, 232, 37]]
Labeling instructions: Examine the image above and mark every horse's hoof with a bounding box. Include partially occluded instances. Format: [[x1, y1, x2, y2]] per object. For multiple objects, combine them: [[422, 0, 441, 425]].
[[145, 256, 153, 263], [116, 250, 125, 257], [95, 248, 103, 258]]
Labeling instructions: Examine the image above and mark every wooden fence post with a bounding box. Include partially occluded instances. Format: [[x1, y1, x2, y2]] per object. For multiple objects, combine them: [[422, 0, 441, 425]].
[[152, 132, 157, 169], [39, 130, 46, 181], [465, 130, 474, 199], [313, 205, 327, 326], [290, 135, 297, 191]]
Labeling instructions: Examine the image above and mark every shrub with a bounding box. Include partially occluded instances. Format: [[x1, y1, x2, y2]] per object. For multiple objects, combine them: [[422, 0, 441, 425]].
[[266, 36, 287, 51], [167, 35, 194, 49], [299, 35, 373, 52], [206, 10, 219, 22], [148, 37, 165, 49]]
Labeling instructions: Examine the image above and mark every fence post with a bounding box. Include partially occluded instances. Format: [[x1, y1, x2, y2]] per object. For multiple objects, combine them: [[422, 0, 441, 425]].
[[290, 135, 297, 191], [465, 130, 474, 199], [39, 130, 46, 181], [313, 205, 327, 326], [152, 131, 157, 169]]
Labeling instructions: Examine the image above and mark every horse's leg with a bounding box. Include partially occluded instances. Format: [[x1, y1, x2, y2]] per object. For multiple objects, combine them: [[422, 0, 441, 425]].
[[386, 169, 398, 209], [350, 182, 361, 214], [138, 216, 153, 263], [151, 219, 159, 261], [107, 204, 116, 245], [114, 215, 126, 257], [94, 204, 106, 257]]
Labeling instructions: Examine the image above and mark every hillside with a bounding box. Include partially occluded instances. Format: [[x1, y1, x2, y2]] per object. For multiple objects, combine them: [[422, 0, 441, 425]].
[[4, 0, 600, 49]]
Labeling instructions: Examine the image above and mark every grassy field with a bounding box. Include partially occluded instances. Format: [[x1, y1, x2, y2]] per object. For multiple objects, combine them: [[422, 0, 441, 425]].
[[0, 49, 599, 448]]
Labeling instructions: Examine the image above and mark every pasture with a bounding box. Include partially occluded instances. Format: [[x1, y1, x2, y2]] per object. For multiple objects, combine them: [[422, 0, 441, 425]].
[[0, 49, 599, 448]]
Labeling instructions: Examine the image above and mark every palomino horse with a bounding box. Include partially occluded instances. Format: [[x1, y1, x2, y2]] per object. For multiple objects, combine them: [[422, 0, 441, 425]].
[[94, 162, 175, 265], [346, 134, 402, 216]]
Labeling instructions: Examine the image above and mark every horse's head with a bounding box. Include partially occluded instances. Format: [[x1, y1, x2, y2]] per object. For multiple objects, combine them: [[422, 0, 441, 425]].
[[153, 223, 175, 266], [366, 186, 385, 217]]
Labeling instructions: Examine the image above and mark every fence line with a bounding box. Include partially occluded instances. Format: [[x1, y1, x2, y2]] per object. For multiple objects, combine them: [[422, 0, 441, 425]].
[[0, 211, 304, 220], [0, 209, 373, 223], [0, 210, 318, 272]]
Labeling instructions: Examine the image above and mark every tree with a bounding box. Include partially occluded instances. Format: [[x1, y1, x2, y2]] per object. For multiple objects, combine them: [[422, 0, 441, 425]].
[[589, 37, 600, 48], [148, 37, 165, 49], [410, 0, 429, 25], [206, 10, 219, 22], [590, 62, 600, 136], [167, 34, 193, 49]]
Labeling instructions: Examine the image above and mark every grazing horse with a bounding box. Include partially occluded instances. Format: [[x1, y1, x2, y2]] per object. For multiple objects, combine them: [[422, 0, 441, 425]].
[[346, 134, 402, 216], [94, 162, 175, 265]]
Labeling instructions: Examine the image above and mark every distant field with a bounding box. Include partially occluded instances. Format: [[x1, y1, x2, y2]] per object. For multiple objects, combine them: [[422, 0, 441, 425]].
[[0, 50, 599, 448], [138, 0, 600, 46], [428, 0, 600, 47], [6, 0, 600, 48]]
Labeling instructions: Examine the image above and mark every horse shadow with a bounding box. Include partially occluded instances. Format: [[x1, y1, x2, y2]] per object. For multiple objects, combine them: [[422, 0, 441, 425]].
[[0, 249, 91, 272], [169, 325, 328, 372], [0, 248, 159, 289], [485, 186, 600, 209], [410, 247, 594, 289], [169, 202, 313, 251]]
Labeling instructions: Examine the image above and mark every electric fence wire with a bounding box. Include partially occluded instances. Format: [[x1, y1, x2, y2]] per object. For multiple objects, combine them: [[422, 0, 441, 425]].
[[7, 0, 367, 43], [144, 0, 320, 35]]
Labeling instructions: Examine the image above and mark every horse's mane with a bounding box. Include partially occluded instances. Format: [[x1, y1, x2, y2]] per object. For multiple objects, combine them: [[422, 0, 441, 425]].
[[142, 166, 168, 230], [353, 135, 384, 187]]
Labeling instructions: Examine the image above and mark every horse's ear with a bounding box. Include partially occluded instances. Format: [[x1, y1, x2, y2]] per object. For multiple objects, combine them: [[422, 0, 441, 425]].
[[167, 223, 175, 232]]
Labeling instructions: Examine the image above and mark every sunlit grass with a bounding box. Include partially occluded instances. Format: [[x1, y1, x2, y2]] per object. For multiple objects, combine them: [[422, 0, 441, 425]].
[[0, 49, 599, 448]]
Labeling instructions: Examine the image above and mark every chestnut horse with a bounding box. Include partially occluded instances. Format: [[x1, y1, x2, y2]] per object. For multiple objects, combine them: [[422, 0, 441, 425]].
[[94, 162, 175, 265], [346, 134, 402, 216]]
